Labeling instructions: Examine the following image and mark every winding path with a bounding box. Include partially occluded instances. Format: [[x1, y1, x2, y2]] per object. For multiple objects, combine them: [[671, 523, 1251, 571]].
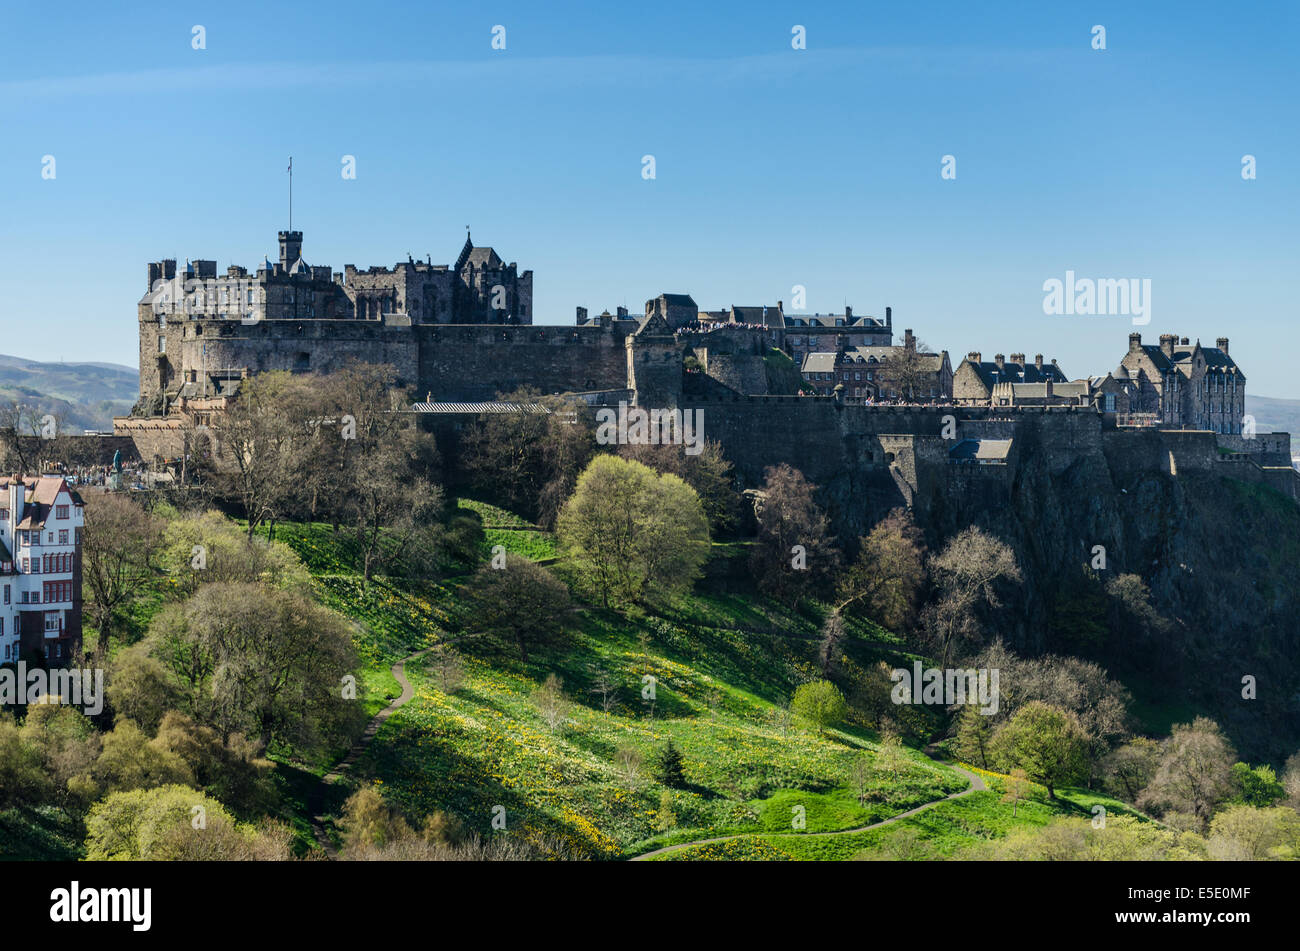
[[629, 754, 986, 861], [310, 648, 431, 856]]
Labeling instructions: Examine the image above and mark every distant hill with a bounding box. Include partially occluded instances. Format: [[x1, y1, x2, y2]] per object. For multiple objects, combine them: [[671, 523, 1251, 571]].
[[0, 355, 138, 433], [1246, 394, 1300, 437]]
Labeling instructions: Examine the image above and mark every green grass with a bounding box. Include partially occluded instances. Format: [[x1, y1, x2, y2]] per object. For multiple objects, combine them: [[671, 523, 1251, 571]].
[[264, 506, 965, 860], [651, 784, 1143, 861]]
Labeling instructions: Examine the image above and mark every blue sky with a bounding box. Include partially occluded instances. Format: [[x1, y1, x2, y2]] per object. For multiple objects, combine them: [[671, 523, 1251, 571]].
[[1, 1, 1296, 395]]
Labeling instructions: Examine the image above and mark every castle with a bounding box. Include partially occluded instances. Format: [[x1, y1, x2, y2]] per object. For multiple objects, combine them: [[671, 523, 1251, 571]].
[[118, 229, 1295, 536], [137, 230, 532, 412]]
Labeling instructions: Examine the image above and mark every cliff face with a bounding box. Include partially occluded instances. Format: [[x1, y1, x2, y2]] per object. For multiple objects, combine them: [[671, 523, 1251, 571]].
[[906, 423, 1300, 761]]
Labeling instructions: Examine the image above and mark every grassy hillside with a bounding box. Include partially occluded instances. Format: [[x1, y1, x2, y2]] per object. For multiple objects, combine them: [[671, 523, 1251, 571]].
[[265, 504, 1150, 860]]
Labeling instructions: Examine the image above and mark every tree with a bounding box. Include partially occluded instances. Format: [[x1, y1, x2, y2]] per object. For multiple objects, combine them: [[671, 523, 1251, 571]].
[[873, 731, 908, 783], [151, 711, 277, 815], [532, 673, 571, 733], [461, 387, 595, 527], [20, 704, 101, 811], [1002, 768, 1030, 817], [1284, 752, 1300, 810], [1138, 717, 1237, 829], [428, 644, 466, 695], [616, 746, 643, 788], [1207, 805, 1300, 861], [749, 464, 840, 604], [464, 555, 572, 661], [989, 701, 1089, 799], [877, 338, 937, 402], [81, 491, 164, 659], [588, 666, 621, 713], [147, 581, 362, 753], [93, 719, 193, 793], [955, 703, 994, 769], [968, 642, 1133, 784], [618, 439, 739, 534], [159, 509, 311, 599], [210, 371, 311, 539], [557, 455, 710, 606], [653, 739, 687, 788], [0, 713, 53, 809], [817, 609, 845, 679], [84, 785, 261, 860], [1101, 737, 1161, 803], [1230, 762, 1286, 807], [791, 679, 848, 733], [921, 528, 1022, 667], [851, 754, 873, 805], [837, 508, 927, 631]]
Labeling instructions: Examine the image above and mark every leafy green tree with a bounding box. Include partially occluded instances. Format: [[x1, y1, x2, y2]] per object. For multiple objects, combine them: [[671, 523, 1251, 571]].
[[146, 581, 362, 753], [1208, 805, 1300, 860], [989, 701, 1089, 799], [93, 719, 193, 793], [791, 679, 848, 733], [83, 784, 286, 860], [557, 455, 709, 606], [1230, 762, 1286, 807], [0, 713, 53, 809], [464, 556, 571, 661], [159, 509, 311, 598], [954, 703, 994, 770]]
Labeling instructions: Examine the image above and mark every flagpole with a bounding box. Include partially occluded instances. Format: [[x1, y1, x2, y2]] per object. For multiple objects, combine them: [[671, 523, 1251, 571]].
[[288, 157, 293, 231]]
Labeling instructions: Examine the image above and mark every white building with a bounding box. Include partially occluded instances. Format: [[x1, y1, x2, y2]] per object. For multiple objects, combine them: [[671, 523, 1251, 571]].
[[0, 476, 85, 666]]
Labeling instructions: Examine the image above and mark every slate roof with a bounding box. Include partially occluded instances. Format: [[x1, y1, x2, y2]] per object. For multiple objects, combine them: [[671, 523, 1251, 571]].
[[1133, 342, 1244, 379], [801, 353, 838, 374], [1002, 381, 1089, 399], [965, 359, 1068, 388], [785, 314, 888, 329], [841, 346, 947, 371]]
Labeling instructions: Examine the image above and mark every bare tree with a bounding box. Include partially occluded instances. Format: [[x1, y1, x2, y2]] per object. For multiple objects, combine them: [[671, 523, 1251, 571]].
[[533, 674, 570, 733], [81, 491, 163, 659], [921, 527, 1021, 667]]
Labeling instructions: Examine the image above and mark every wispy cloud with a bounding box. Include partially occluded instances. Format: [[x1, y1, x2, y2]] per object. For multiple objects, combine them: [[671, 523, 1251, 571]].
[[0, 46, 1073, 100]]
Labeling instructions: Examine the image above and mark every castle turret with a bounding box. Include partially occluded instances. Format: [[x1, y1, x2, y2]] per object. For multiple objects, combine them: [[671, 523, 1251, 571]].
[[279, 230, 303, 268]]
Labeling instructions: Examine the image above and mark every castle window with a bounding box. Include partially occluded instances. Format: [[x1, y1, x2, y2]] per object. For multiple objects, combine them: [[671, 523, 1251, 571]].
[[158, 336, 166, 354]]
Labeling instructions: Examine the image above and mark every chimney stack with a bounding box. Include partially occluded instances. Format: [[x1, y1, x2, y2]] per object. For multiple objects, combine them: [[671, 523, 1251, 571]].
[[1216, 337, 1229, 354], [885, 306, 892, 327], [994, 353, 1006, 370], [1129, 332, 1142, 353], [968, 351, 982, 363], [576, 306, 588, 324], [1035, 353, 1044, 370], [1010, 352, 1025, 366], [904, 328, 916, 351], [1159, 334, 1176, 358], [845, 305, 852, 320]]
